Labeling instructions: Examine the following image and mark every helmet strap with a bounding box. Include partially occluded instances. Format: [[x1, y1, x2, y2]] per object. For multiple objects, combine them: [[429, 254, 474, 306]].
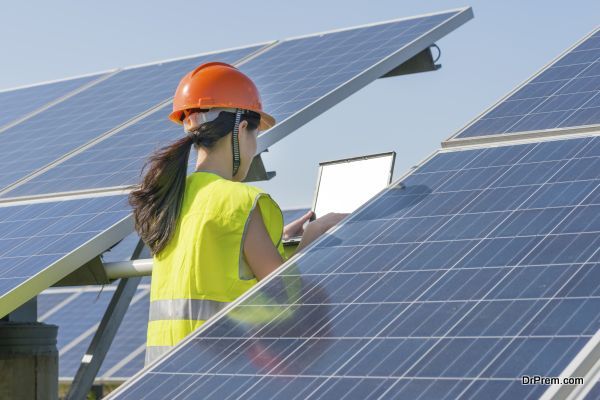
[[231, 109, 242, 177]]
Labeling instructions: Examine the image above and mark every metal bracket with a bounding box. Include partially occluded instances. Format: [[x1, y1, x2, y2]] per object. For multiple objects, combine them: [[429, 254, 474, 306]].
[[66, 238, 146, 400], [380, 46, 440, 78], [243, 152, 276, 182], [52, 256, 110, 287]]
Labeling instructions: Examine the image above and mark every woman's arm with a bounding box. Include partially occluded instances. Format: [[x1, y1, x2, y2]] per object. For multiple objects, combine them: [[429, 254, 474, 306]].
[[243, 208, 349, 280], [243, 206, 285, 281]]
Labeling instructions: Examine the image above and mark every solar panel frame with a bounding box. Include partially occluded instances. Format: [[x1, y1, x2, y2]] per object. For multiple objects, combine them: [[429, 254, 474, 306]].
[[0, 193, 133, 317], [445, 26, 600, 147], [251, 7, 473, 154], [108, 131, 600, 399], [539, 329, 600, 400], [582, 380, 600, 400]]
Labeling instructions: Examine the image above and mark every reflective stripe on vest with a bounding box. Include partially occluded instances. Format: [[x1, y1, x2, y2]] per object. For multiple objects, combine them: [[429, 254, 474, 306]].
[[148, 298, 229, 321]]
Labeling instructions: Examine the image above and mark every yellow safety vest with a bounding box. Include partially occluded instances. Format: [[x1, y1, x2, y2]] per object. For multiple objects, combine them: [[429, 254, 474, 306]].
[[145, 171, 286, 364]]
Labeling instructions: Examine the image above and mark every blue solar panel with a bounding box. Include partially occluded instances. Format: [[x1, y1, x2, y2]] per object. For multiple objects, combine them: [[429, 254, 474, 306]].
[[0, 194, 132, 317], [247, 9, 471, 153], [37, 291, 76, 319], [0, 46, 264, 195], [110, 352, 147, 381], [0, 74, 104, 129], [37, 283, 151, 382], [52, 287, 150, 382], [110, 135, 600, 399], [50, 291, 115, 352], [2, 9, 473, 198], [241, 10, 466, 124], [3, 110, 187, 197], [455, 28, 600, 139]]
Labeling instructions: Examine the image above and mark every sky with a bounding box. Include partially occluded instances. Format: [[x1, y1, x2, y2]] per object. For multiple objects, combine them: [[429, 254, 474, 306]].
[[1, 0, 598, 210]]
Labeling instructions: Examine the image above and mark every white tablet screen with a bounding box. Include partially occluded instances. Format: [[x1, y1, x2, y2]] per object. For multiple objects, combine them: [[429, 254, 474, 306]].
[[313, 153, 394, 218]]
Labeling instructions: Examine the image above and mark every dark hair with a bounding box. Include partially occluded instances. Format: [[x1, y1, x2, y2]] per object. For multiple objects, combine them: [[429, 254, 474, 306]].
[[129, 110, 260, 255]]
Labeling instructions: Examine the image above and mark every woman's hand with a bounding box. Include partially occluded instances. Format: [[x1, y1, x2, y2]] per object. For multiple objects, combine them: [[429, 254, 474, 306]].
[[311, 212, 348, 234], [295, 212, 349, 252], [283, 210, 314, 240]]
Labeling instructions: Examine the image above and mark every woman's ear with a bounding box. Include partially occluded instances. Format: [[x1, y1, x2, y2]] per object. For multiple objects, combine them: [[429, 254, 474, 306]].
[[238, 119, 249, 134]]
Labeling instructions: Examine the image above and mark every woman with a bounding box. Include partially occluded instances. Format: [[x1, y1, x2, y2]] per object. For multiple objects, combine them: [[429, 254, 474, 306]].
[[129, 62, 346, 364]]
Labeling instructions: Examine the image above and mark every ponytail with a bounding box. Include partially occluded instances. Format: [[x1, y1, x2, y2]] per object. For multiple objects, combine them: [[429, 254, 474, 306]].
[[129, 110, 260, 255], [129, 135, 193, 255]]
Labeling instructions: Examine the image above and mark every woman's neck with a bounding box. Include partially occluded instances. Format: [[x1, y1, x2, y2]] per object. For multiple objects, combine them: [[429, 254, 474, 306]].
[[195, 148, 233, 180]]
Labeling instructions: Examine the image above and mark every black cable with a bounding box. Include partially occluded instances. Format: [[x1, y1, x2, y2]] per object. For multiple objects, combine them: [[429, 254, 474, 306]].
[[431, 44, 441, 63]]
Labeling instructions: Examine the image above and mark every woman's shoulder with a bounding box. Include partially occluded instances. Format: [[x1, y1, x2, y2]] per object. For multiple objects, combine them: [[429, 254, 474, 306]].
[[225, 182, 281, 212], [185, 173, 279, 211], [216, 179, 264, 196]]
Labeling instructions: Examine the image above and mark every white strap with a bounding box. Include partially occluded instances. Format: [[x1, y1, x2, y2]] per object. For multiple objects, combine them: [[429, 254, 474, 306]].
[[183, 107, 239, 132]]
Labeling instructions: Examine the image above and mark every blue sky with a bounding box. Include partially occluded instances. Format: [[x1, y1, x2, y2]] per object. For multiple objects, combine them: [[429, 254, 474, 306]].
[[1, 1, 598, 210]]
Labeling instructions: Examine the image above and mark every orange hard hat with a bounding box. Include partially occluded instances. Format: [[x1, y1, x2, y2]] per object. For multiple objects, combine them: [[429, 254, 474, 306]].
[[169, 62, 275, 131]]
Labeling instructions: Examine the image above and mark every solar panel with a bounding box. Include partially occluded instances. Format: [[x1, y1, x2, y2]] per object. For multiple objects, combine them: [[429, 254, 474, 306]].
[[52, 290, 116, 352], [1, 8, 473, 198], [36, 283, 150, 383], [0, 194, 133, 317], [108, 134, 600, 399], [52, 287, 149, 382], [35, 232, 152, 383], [246, 8, 472, 153], [0, 74, 105, 130], [0, 45, 266, 195], [584, 381, 600, 399], [2, 110, 191, 197], [109, 352, 147, 382], [452, 27, 600, 140], [37, 290, 77, 319]]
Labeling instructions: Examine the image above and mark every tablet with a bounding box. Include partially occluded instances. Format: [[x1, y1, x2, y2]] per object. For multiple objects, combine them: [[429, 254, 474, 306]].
[[283, 151, 395, 245]]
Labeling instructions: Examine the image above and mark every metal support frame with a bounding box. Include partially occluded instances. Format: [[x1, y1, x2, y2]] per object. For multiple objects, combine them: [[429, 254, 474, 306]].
[[541, 329, 600, 400], [243, 151, 276, 182], [53, 256, 110, 287], [380, 47, 440, 78], [66, 238, 146, 400]]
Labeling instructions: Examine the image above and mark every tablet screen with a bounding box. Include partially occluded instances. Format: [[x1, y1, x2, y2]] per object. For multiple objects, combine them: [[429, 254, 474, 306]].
[[313, 153, 395, 218]]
